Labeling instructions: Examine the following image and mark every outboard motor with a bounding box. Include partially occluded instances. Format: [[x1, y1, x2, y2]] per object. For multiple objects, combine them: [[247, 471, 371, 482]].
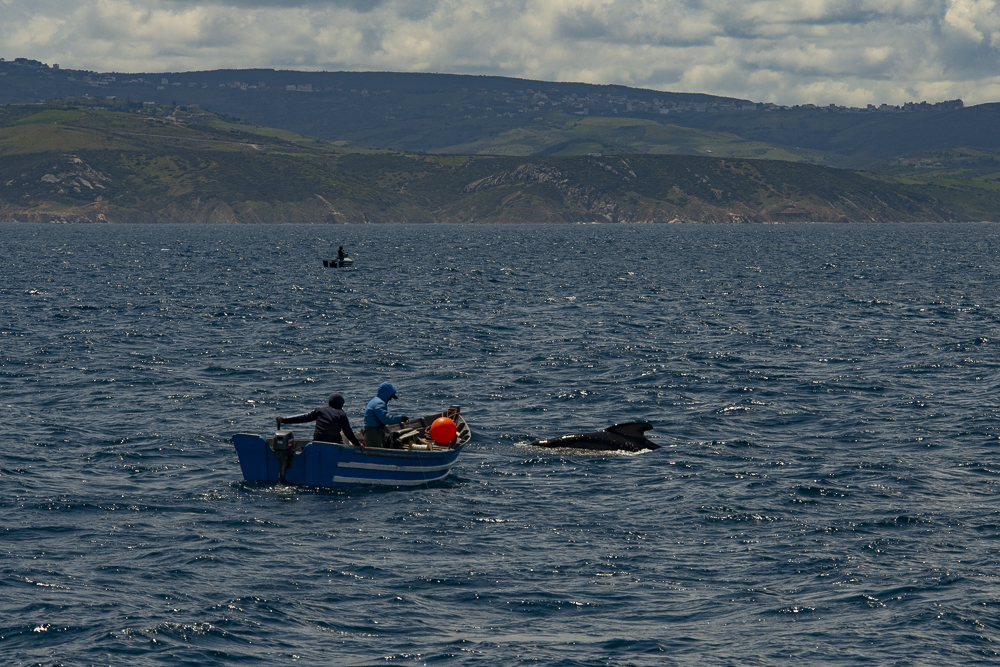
[[272, 429, 295, 482], [273, 429, 294, 451]]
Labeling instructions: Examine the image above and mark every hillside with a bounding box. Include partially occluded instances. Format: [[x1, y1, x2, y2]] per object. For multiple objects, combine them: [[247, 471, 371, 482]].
[[2, 58, 998, 172], [1, 100, 992, 224]]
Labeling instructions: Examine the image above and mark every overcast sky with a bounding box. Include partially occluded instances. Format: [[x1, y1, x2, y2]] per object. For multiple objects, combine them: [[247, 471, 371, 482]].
[[2, 0, 999, 106]]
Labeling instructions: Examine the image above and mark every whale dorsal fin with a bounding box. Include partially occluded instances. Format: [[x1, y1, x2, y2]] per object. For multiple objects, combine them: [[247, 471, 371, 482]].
[[604, 422, 653, 438]]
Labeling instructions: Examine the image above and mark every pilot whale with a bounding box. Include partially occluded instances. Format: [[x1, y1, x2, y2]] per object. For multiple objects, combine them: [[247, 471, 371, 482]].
[[528, 422, 660, 452]]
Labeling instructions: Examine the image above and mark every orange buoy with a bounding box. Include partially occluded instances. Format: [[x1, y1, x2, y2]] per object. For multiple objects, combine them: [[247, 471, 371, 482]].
[[430, 417, 457, 445]]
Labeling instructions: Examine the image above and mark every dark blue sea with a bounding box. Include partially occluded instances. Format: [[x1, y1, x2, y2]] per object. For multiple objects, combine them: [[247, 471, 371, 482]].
[[2, 222, 999, 666]]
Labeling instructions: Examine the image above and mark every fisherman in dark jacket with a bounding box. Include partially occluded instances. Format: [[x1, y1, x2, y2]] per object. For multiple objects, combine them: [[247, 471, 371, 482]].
[[276, 393, 361, 446]]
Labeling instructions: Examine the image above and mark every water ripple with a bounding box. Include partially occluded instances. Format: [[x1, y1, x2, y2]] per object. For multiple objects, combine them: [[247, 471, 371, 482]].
[[2, 222, 999, 665]]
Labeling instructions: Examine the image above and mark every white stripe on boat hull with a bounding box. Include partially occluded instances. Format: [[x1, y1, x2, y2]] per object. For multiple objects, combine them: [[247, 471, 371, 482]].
[[337, 461, 457, 473], [333, 472, 451, 486]]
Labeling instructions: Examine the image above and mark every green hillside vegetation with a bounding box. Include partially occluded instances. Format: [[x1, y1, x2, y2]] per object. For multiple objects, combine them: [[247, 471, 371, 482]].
[[677, 104, 1000, 167], [434, 115, 828, 163], [860, 147, 1000, 217], [0, 60, 753, 156], [2, 100, 996, 223], [3, 59, 998, 173]]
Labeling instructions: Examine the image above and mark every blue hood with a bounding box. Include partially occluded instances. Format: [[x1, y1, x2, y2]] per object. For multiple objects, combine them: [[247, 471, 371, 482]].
[[376, 383, 397, 401]]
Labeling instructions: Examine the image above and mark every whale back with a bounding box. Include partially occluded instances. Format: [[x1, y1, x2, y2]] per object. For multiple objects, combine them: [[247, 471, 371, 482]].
[[604, 422, 653, 439]]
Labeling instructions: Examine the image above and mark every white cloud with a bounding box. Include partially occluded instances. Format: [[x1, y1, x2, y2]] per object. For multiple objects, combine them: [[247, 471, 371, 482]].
[[944, 0, 998, 42], [6, 15, 65, 51], [1, 0, 998, 105]]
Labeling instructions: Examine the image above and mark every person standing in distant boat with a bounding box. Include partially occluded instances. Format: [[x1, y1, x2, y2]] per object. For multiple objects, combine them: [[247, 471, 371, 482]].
[[276, 393, 362, 447], [338, 246, 346, 262], [364, 382, 408, 448]]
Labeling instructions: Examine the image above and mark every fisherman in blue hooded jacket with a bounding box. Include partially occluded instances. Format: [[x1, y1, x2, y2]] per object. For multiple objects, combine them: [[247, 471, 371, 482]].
[[364, 382, 408, 448]]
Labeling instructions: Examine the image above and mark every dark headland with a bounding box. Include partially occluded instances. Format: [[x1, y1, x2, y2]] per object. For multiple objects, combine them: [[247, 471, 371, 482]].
[[3, 57, 999, 223]]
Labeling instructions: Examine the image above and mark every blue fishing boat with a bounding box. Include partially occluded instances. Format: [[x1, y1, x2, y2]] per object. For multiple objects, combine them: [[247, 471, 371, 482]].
[[232, 409, 470, 487]]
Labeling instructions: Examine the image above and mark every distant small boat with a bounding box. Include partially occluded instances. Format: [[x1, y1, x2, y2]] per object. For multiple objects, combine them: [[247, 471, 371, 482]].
[[324, 256, 354, 268], [232, 409, 470, 487]]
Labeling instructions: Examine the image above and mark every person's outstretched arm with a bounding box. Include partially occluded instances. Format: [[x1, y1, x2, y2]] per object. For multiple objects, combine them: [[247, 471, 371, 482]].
[[278, 410, 319, 425]]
